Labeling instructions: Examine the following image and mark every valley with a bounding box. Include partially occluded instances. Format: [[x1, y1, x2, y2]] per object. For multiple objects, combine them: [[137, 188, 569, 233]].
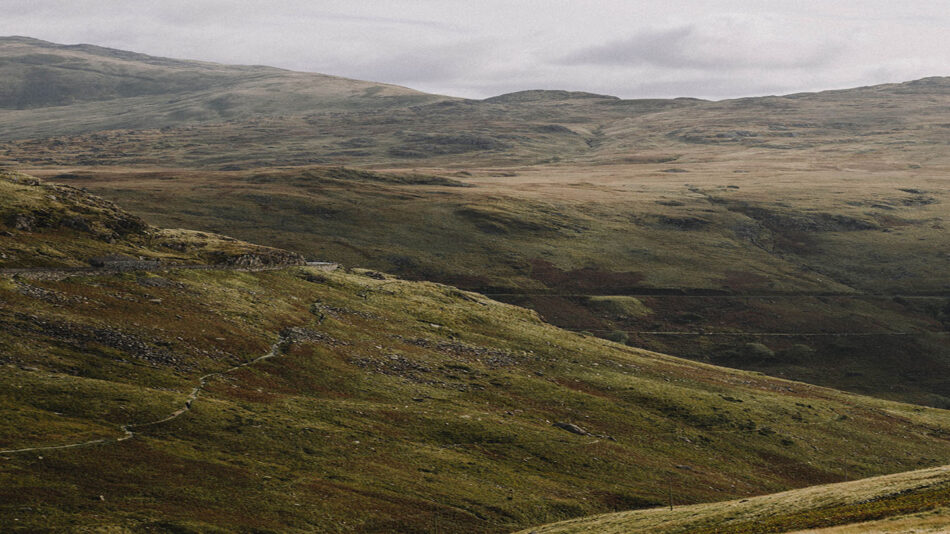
[[0, 35, 948, 533]]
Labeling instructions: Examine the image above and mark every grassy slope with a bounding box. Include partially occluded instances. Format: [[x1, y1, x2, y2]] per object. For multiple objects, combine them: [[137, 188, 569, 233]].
[[0, 170, 303, 268], [3, 266, 950, 533], [2, 43, 947, 408], [1, 180, 949, 532], [34, 164, 950, 408], [0, 36, 450, 139], [518, 465, 950, 534]]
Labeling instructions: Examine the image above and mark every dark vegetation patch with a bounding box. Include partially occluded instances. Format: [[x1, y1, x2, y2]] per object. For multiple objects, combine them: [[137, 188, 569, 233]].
[[720, 270, 772, 291], [529, 259, 646, 293], [455, 204, 570, 234], [726, 203, 879, 233], [389, 133, 510, 157], [618, 155, 680, 164], [318, 166, 469, 187], [655, 215, 710, 230], [532, 124, 576, 134]]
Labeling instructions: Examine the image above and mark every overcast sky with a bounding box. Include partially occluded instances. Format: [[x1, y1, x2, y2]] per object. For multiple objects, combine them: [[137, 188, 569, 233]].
[[2, 0, 949, 99]]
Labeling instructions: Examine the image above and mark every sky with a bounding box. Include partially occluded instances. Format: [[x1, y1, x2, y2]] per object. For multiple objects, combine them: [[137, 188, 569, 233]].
[[2, 0, 949, 100]]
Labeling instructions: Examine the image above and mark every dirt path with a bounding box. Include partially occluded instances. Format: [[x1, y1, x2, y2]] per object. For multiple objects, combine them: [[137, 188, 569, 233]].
[[0, 335, 289, 455]]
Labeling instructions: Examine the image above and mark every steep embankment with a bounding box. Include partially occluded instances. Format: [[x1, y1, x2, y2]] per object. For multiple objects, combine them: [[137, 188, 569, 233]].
[[1, 172, 950, 533]]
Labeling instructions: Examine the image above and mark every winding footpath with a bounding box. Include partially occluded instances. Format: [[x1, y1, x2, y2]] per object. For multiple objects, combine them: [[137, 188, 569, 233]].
[[0, 336, 289, 455], [0, 260, 336, 455]]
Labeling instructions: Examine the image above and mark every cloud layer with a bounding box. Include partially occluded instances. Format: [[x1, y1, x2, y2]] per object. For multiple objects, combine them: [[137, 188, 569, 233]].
[[1, 0, 948, 99]]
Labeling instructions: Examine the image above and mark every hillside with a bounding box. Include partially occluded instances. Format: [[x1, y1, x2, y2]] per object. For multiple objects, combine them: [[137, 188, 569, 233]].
[[30, 162, 950, 409], [1, 37, 947, 170], [0, 36, 450, 139], [519, 465, 950, 533], [0, 170, 304, 268], [1, 40, 948, 411], [2, 172, 950, 532]]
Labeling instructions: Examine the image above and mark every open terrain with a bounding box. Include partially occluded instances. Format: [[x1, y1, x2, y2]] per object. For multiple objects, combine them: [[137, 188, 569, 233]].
[[21, 160, 949, 409], [2, 38, 948, 409], [2, 173, 949, 533], [1, 38, 949, 532]]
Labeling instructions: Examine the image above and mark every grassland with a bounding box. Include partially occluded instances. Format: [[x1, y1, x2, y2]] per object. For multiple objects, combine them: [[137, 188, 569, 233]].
[[0, 175, 949, 532], [3, 265, 950, 533], [1, 40, 949, 532], [2, 39, 947, 409], [25, 161, 950, 409], [518, 465, 950, 533], [0, 170, 303, 268]]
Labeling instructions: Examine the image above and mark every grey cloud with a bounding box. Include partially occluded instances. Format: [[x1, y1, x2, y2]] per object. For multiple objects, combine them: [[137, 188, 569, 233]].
[[1, 1, 947, 101], [557, 24, 841, 70], [316, 41, 495, 88], [558, 26, 697, 68]]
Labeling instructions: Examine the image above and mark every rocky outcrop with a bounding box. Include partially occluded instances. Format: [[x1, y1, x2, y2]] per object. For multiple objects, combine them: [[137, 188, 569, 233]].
[[209, 250, 306, 268]]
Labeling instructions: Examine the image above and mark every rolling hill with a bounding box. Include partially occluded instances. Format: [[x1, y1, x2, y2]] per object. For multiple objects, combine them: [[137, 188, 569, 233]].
[[0, 36, 450, 139], [2, 172, 950, 533], [1, 38, 948, 411]]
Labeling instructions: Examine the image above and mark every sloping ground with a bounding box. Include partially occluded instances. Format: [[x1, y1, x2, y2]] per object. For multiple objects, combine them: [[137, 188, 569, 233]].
[[0, 36, 449, 139], [518, 465, 950, 534], [0, 170, 303, 268], [36, 165, 950, 409], [3, 266, 950, 533], [1, 39, 947, 170], [788, 507, 950, 533], [1, 180, 950, 532]]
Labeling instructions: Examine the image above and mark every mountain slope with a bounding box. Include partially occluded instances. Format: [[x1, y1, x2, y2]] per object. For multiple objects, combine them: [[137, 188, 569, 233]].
[[0, 170, 304, 268], [2, 173, 950, 532], [1, 38, 947, 169], [39, 163, 950, 409], [0, 36, 451, 138]]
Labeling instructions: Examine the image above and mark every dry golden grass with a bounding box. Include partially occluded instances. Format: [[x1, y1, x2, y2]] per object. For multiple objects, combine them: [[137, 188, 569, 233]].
[[519, 465, 950, 534]]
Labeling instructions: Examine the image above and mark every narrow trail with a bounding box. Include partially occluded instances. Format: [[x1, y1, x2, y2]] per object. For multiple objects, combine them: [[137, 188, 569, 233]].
[[0, 336, 289, 456]]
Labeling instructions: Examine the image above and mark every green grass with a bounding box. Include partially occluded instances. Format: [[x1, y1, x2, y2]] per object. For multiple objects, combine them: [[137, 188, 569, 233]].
[[0, 171, 302, 268], [1, 176, 949, 532], [46, 165, 950, 408], [2, 265, 950, 532]]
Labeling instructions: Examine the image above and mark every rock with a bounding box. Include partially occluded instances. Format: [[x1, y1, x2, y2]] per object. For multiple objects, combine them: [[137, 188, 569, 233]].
[[553, 422, 588, 435], [60, 215, 92, 232], [8, 213, 35, 231]]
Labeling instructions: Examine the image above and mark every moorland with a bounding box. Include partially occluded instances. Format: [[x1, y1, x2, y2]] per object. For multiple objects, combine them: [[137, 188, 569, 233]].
[[1, 36, 949, 533], [3, 36, 948, 408]]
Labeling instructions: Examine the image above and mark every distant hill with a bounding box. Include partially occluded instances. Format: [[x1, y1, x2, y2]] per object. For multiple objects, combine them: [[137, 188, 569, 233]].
[[0, 36, 451, 137], [1, 37, 947, 170]]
